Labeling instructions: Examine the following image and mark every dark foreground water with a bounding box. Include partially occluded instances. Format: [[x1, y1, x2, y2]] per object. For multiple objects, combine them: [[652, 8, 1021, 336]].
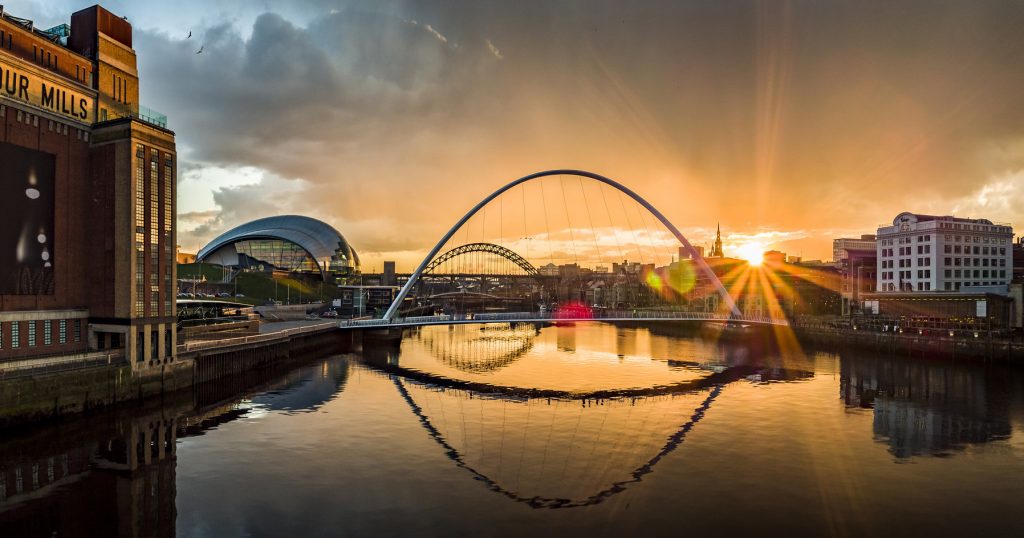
[[2, 322, 1024, 537]]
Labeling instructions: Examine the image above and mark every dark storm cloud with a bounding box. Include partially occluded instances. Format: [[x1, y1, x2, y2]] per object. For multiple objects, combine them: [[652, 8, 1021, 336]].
[[138, 0, 1024, 260]]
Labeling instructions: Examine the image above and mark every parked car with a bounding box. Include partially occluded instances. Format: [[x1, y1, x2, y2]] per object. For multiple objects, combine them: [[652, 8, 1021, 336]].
[[321, 310, 338, 318]]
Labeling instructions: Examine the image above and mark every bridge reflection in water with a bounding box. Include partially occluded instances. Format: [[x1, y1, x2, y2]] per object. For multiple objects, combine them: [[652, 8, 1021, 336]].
[[359, 322, 820, 508]]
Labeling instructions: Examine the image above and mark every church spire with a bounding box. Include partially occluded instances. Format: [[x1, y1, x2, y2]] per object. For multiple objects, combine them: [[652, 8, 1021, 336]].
[[712, 222, 724, 257]]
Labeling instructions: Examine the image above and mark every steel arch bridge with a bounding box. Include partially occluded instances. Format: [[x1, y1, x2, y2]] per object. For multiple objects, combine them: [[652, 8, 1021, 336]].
[[424, 242, 539, 276], [383, 169, 741, 321]]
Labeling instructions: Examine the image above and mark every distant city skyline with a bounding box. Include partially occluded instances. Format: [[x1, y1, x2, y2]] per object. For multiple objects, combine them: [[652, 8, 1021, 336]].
[[15, 0, 1024, 270]]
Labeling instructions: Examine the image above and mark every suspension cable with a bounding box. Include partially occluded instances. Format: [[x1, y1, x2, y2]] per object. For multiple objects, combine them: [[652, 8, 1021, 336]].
[[559, 175, 579, 265], [599, 184, 625, 264], [578, 176, 602, 271], [617, 190, 645, 264], [539, 177, 555, 266]]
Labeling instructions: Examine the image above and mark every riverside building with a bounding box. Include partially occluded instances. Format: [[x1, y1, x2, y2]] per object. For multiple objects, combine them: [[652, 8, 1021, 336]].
[[0, 5, 176, 369], [876, 212, 1013, 293]]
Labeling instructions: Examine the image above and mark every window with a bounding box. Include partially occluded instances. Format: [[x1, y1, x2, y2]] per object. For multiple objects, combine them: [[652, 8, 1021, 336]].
[[945, 270, 952, 278], [59, 320, 67, 344], [136, 145, 146, 316], [43, 320, 51, 345], [74, 320, 81, 343], [28, 322, 36, 347], [11, 322, 19, 348]]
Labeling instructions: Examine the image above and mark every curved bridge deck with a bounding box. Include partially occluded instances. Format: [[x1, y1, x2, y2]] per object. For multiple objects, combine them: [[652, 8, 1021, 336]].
[[341, 312, 789, 329]]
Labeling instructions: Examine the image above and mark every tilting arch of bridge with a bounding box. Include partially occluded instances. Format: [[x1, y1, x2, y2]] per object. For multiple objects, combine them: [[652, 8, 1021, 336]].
[[424, 242, 539, 276], [383, 169, 740, 321]]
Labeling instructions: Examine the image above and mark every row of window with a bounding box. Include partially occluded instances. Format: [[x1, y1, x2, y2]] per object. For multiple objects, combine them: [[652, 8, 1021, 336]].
[[938, 222, 1011, 234], [946, 269, 1007, 279], [112, 73, 130, 104], [879, 232, 1011, 246], [879, 283, 934, 291], [135, 328, 173, 363], [880, 281, 1007, 292], [943, 245, 1006, 255], [135, 145, 146, 316], [2, 105, 91, 139], [134, 144, 175, 317], [0, 319, 81, 349], [882, 257, 1005, 268], [943, 234, 1009, 244], [944, 257, 1006, 267], [880, 269, 1007, 281], [883, 246, 932, 256], [33, 44, 58, 70]]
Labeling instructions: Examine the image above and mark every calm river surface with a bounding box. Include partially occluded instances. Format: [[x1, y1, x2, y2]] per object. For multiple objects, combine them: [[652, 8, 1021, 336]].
[[2, 322, 1024, 536]]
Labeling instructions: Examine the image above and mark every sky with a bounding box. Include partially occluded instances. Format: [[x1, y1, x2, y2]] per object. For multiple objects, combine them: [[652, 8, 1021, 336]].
[[14, 0, 1024, 270]]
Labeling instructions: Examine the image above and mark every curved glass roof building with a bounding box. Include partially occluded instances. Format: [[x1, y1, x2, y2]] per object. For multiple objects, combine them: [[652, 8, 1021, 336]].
[[196, 216, 359, 280]]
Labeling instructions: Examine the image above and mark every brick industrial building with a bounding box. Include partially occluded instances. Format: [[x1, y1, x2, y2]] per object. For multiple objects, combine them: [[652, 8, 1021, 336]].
[[0, 5, 176, 369]]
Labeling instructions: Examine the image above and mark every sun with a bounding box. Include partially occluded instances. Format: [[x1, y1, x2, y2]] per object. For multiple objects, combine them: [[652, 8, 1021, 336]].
[[735, 242, 766, 266]]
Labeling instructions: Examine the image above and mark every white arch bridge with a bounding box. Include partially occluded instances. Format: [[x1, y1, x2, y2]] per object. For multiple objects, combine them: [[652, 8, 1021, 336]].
[[383, 169, 746, 322]]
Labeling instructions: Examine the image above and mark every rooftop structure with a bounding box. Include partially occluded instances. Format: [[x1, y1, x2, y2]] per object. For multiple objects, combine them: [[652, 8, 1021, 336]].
[[196, 215, 360, 281]]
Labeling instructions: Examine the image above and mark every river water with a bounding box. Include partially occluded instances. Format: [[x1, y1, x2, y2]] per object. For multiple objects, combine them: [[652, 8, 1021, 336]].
[[2, 322, 1023, 536]]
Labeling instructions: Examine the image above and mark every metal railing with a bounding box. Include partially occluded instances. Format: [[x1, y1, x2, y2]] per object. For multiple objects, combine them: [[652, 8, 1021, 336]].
[[0, 352, 125, 379], [178, 322, 337, 353], [384, 311, 789, 326]]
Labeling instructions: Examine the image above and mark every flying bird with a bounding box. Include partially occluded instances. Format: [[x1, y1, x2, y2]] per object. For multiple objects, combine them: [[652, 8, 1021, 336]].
[[187, 31, 192, 39], [196, 46, 203, 54]]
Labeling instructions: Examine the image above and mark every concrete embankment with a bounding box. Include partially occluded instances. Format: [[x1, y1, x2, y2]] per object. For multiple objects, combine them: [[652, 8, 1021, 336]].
[[792, 326, 1024, 361], [0, 323, 349, 428]]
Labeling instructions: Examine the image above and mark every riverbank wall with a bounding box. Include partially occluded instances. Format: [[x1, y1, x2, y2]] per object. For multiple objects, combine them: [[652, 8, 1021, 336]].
[[791, 326, 1024, 361], [0, 326, 348, 428]]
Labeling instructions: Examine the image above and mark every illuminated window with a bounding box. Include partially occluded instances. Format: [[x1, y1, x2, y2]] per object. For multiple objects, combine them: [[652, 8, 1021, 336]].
[[43, 320, 51, 345], [28, 322, 36, 347], [11, 322, 19, 348], [59, 320, 67, 344]]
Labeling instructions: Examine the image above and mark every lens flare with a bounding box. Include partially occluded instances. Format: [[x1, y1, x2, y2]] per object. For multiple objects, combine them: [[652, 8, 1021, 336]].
[[735, 243, 767, 266]]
